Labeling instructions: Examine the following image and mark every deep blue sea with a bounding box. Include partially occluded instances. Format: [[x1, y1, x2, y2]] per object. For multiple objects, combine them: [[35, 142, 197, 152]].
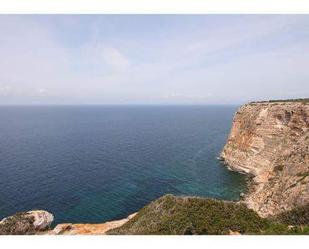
[[0, 106, 247, 225]]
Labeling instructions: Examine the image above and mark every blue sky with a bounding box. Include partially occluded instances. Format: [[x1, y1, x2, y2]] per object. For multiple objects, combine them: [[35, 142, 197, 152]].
[[0, 15, 309, 105]]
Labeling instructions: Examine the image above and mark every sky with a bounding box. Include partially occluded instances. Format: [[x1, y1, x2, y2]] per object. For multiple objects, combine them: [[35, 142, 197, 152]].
[[0, 15, 309, 105]]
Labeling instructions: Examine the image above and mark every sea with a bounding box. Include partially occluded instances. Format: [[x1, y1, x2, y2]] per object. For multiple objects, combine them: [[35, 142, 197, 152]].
[[0, 105, 247, 225]]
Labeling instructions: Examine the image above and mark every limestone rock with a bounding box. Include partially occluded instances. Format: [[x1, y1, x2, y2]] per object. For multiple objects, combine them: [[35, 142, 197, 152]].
[[0, 210, 54, 235], [48, 213, 137, 235], [221, 100, 309, 217], [229, 230, 241, 235]]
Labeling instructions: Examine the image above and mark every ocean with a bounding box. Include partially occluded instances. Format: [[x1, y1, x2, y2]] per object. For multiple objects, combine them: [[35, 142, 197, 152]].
[[0, 105, 247, 225]]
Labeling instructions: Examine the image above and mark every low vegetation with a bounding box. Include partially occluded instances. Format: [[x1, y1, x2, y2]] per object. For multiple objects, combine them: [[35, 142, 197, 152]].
[[250, 98, 309, 104], [274, 203, 309, 226], [107, 195, 309, 235]]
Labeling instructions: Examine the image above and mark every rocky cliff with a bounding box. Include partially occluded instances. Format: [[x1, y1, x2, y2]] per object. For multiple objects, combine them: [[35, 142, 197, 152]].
[[220, 100, 309, 217]]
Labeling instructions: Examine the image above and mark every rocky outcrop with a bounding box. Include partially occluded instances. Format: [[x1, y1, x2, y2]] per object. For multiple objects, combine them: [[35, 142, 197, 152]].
[[0, 210, 136, 235], [46, 213, 137, 235], [0, 210, 54, 235], [220, 100, 309, 217]]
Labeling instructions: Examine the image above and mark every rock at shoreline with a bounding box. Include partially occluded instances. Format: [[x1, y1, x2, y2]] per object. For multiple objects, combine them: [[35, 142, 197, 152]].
[[220, 101, 309, 217], [0, 209, 135, 235], [0, 210, 54, 235], [47, 213, 137, 235]]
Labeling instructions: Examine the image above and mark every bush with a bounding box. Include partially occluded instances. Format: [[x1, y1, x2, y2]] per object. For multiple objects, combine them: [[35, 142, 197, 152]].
[[275, 203, 309, 225], [250, 98, 309, 104], [107, 195, 270, 235], [108, 195, 309, 235]]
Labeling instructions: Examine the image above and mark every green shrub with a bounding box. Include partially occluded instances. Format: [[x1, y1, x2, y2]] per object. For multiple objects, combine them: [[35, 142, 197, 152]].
[[108, 195, 270, 235], [108, 195, 309, 235], [250, 98, 309, 104], [275, 203, 309, 225]]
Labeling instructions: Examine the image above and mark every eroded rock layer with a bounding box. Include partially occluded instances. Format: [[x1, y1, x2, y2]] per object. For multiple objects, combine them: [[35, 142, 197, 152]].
[[221, 101, 309, 217]]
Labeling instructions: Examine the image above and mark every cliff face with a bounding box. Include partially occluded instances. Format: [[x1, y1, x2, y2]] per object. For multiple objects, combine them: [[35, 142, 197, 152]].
[[221, 101, 309, 217]]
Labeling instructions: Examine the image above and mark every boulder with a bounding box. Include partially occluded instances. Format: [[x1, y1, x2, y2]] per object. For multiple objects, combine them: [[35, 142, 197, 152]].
[[0, 210, 54, 235]]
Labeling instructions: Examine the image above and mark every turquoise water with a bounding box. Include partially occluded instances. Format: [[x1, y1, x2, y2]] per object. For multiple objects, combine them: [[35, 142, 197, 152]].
[[0, 106, 247, 224]]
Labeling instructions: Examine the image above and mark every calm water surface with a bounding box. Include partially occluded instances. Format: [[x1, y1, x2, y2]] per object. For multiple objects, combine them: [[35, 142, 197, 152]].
[[0, 106, 247, 224]]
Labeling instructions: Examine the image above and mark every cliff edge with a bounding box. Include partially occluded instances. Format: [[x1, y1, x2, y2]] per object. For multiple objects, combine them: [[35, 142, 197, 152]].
[[220, 100, 309, 217]]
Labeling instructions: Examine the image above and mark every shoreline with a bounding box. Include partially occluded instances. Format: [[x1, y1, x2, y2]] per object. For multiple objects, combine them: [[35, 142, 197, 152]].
[[44, 213, 137, 235], [218, 156, 260, 208]]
